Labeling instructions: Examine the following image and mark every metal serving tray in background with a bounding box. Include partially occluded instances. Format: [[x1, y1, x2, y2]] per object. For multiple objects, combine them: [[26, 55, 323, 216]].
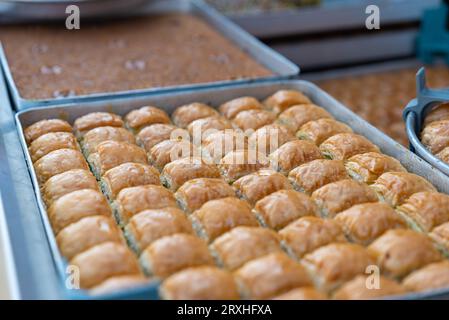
[[16, 79, 449, 299], [0, 0, 299, 110]]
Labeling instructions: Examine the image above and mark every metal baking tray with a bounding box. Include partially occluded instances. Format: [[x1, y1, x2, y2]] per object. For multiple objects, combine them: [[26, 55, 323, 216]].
[[15, 79, 449, 299], [0, 0, 299, 110]]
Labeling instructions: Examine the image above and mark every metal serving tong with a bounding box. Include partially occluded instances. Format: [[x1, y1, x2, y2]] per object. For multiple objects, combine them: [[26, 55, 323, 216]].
[[403, 67, 449, 175]]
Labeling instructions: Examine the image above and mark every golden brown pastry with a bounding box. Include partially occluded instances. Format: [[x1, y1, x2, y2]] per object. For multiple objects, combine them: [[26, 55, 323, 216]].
[[288, 159, 349, 194], [100, 163, 160, 200], [48, 189, 111, 234], [277, 104, 333, 132], [175, 178, 235, 214], [368, 229, 442, 278], [297, 118, 353, 145], [248, 124, 295, 155], [137, 123, 185, 152], [25, 119, 73, 144], [234, 252, 312, 299], [424, 102, 449, 126], [113, 185, 178, 226], [89, 275, 150, 296], [218, 150, 269, 184], [42, 169, 98, 206], [172, 103, 219, 128], [210, 226, 282, 271], [56, 216, 123, 260], [436, 146, 449, 163], [80, 126, 136, 156], [279, 216, 346, 258], [233, 169, 293, 205], [190, 197, 258, 243], [161, 157, 221, 191], [124, 208, 193, 254], [402, 261, 449, 292], [88, 141, 148, 178], [345, 152, 406, 184], [319, 133, 380, 161], [34, 149, 89, 184], [187, 117, 232, 142], [70, 242, 141, 289], [201, 130, 247, 163], [263, 90, 312, 114], [74, 112, 124, 137], [125, 106, 170, 132], [140, 234, 214, 278], [333, 275, 406, 300], [219, 96, 263, 119], [335, 202, 406, 245], [232, 109, 276, 131], [29, 132, 79, 162], [254, 189, 318, 230], [311, 179, 378, 218], [421, 120, 449, 154], [396, 192, 449, 232], [160, 266, 240, 300], [429, 221, 449, 255], [302, 243, 376, 292], [272, 287, 328, 300], [149, 139, 197, 171], [371, 172, 437, 207], [269, 140, 323, 174]]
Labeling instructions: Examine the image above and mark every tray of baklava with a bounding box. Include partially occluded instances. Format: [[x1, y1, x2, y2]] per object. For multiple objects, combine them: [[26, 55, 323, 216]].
[[15, 79, 449, 300]]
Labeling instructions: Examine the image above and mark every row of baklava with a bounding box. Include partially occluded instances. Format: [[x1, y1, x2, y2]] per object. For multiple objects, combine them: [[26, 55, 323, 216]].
[[421, 102, 449, 163], [23, 89, 449, 299]]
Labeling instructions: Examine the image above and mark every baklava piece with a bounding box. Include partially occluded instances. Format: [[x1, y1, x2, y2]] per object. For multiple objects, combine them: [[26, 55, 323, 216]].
[[218, 150, 269, 184], [368, 229, 442, 279], [335, 202, 406, 245], [80, 126, 136, 156], [112, 185, 177, 226], [137, 123, 185, 152], [319, 133, 380, 161], [297, 118, 353, 146], [436, 146, 449, 163], [34, 149, 89, 184], [124, 106, 170, 133], [190, 197, 258, 243], [219, 96, 263, 119], [302, 243, 376, 292], [100, 163, 160, 200], [124, 208, 193, 254], [87, 141, 148, 178], [201, 130, 247, 163], [210, 226, 282, 271], [371, 172, 437, 207], [269, 140, 323, 174], [73, 112, 124, 137], [48, 189, 111, 234], [232, 109, 276, 131], [263, 90, 312, 114], [42, 169, 98, 206], [172, 103, 219, 128], [149, 139, 197, 171], [421, 120, 449, 154], [254, 189, 318, 230], [272, 287, 327, 300], [333, 275, 406, 300], [89, 275, 150, 296], [56, 216, 123, 260], [396, 192, 449, 232], [233, 169, 293, 205], [311, 179, 378, 218], [248, 124, 295, 155], [140, 234, 214, 279], [277, 104, 332, 132], [175, 178, 235, 214], [70, 242, 141, 289], [187, 116, 232, 143], [160, 266, 240, 300], [424, 102, 449, 126], [234, 253, 312, 299], [288, 159, 349, 194], [429, 222, 449, 256], [24, 119, 72, 144], [402, 261, 449, 292], [29, 132, 78, 162], [279, 216, 346, 259], [160, 157, 221, 191]]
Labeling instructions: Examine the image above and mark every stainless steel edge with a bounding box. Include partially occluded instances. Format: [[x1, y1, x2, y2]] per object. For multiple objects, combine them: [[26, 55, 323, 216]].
[[15, 79, 449, 299]]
